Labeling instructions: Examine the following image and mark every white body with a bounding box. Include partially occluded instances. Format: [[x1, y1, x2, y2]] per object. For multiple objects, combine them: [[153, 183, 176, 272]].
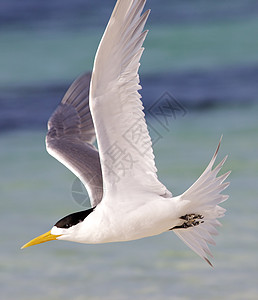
[[53, 195, 183, 244]]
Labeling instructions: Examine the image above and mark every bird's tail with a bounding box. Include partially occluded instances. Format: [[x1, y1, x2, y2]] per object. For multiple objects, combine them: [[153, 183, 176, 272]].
[[173, 137, 230, 266]]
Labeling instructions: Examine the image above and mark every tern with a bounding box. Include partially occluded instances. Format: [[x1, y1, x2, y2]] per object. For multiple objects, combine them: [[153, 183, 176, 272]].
[[21, 0, 230, 266]]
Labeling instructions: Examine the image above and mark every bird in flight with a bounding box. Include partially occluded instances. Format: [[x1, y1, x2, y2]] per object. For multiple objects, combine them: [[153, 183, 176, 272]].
[[21, 0, 230, 266]]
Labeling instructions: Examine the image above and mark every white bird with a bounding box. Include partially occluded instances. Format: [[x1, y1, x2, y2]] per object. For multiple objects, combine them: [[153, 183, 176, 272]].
[[21, 0, 230, 266]]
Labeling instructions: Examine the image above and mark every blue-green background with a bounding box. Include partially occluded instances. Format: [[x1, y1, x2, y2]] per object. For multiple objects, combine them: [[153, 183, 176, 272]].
[[0, 0, 258, 299]]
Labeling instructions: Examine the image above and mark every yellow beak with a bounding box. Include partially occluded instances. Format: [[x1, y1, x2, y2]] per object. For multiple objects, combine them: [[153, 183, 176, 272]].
[[21, 230, 61, 249]]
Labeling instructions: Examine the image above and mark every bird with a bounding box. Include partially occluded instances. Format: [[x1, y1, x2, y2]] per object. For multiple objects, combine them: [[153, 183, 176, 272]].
[[21, 0, 230, 266]]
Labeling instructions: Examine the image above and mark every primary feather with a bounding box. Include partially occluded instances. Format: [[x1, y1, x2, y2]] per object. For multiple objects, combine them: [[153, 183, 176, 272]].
[[46, 73, 103, 207]]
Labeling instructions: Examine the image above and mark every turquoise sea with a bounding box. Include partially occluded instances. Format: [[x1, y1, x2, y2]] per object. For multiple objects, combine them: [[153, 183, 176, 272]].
[[1, 0, 258, 299]]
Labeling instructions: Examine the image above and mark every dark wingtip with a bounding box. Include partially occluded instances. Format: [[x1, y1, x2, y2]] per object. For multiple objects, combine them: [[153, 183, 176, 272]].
[[205, 257, 214, 268], [214, 135, 223, 157]]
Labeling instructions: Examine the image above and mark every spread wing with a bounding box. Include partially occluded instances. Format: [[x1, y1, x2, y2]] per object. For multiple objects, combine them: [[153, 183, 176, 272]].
[[46, 73, 103, 207], [90, 0, 171, 200]]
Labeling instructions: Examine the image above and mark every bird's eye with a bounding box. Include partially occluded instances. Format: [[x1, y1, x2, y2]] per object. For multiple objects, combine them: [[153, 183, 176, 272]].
[[65, 224, 70, 228]]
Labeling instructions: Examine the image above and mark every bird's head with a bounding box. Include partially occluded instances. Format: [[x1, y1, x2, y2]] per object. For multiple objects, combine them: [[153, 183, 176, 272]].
[[21, 208, 94, 249]]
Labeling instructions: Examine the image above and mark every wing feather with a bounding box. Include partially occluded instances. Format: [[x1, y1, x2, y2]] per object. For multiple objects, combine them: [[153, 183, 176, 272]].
[[46, 73, 103, 207], [90, 0, 171, 199]]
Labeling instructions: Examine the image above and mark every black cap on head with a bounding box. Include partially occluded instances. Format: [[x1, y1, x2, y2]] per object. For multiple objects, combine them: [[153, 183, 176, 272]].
[[55, 208, 95, 229]]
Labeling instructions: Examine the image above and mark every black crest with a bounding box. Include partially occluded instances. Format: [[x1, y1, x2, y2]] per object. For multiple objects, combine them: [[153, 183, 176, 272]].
[[55, 208, 95, 229]]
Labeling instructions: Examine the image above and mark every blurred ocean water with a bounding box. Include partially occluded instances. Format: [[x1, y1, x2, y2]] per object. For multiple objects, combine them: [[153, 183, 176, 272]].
[[0, 0, 258, 299], [0, 0, 258, 132], [1, 17, 258, 86]]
